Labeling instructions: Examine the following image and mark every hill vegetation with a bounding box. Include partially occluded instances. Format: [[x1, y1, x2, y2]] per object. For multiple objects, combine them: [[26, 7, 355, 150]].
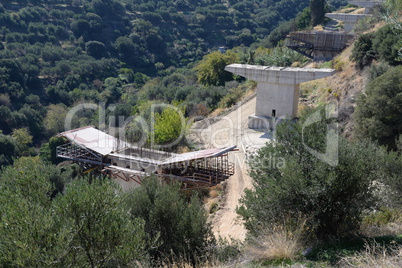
[[0, 0, 342, 164], [234, 1, 402, 265], [1, 0, 402, 267]]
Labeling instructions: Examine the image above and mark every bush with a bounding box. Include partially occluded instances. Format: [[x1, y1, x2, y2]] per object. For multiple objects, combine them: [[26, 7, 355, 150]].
[[364, 61, 391, 83], [372, 24, 401, 66], [237, 107, 383, 239], [54, 177, 147, 267], [351, 24, 402, 69], [195, 50, 238, 86], [355, 66, 402, 150], [350, 32, 376, 69], [0, 159, 147, 267], [126, 177, 216, 264]]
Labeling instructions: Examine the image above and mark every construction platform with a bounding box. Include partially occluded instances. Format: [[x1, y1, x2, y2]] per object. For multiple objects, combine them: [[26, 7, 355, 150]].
[[57, 126, 236, 190], [225, 64, 336, 130], [286, 31, 355, 61], [325, 13, 371, 32], [349, 1, 385, 14]]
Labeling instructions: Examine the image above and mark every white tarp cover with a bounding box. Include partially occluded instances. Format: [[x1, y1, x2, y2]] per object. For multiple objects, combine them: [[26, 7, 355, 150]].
[[161, 145, 237, 165], [59, 126, 128, 156]]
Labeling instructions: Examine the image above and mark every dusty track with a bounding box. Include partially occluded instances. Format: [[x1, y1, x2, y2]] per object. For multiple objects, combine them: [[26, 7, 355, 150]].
[[190, 96, 267, 241]]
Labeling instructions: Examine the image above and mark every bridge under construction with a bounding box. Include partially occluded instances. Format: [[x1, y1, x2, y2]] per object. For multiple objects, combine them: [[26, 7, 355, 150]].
[[57, 126, 236, 190], [286, 31, 355, 61]]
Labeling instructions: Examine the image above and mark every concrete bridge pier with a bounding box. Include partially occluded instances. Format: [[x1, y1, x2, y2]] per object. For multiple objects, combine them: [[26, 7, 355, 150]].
[[349, 1, 385, 14], [225, 64, 336, 130], [325, 13, 371, 32]]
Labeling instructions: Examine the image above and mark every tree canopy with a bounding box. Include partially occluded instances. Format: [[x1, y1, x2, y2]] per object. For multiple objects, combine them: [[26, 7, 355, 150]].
[[237, 107, 385, 239], [355, 65, 402, 150]]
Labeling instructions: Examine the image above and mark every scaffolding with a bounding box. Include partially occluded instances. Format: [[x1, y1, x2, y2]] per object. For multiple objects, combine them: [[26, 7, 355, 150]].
[[286, 31, 355, 60], [57, 126, 236, 190], [159, 152, 235, 188], [57, 142, 103, 166]]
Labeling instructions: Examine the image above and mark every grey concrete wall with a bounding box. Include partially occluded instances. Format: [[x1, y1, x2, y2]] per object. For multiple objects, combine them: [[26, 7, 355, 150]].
[[224, 64, 335, 128], [255, 82, 299, 119]]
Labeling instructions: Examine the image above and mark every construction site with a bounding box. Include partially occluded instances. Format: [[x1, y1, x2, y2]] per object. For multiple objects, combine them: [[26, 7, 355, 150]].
[[57, 126, 236, 190], [286, 0, 384, 61], [286, 31, 355, 61]]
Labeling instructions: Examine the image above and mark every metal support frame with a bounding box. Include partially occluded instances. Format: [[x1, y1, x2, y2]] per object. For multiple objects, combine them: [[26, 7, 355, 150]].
[[57, 141, 235, 189], [57, 142, 103, 165], [159, 153, 235, 188]]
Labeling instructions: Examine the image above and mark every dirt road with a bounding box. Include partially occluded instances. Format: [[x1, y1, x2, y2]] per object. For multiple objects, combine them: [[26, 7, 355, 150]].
[[190, 96, 269, 241]]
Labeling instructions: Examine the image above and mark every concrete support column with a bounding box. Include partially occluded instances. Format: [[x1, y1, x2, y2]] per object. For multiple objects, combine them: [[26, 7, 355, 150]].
[[225, 64, 336, 130], [255, 82, 299, 118]]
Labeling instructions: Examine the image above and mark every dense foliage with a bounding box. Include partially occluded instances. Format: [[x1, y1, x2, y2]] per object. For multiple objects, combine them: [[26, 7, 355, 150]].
[[0, 0, 324, 162], [127, 177, 215, 264], [350, 24, 402, 69], [237, 107, 388, 239], [355, 65, 402, 150], [310, 0, 326, 26], [0, 158, 216, 267]]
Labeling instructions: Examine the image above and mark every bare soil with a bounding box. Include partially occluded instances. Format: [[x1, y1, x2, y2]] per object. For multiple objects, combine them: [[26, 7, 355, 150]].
[[189, 96, 269, 241]]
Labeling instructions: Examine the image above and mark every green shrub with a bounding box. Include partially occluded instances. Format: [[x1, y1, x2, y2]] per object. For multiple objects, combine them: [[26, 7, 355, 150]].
[[255, 46, 307, 67], [351, 24, 402, 69], [195, 50, 238, 86], [362, 208, 402, 227], [320, 61, 332, 69], [126, 177, 216, 264], [355, 66, 402, 150], [350, 32, 376, 69], [54, 178, 147, 267], [0, 158, 146, 267], [334, 60, 345, 71], [364, 61, 391, 83], [153, 104, 186, 146], [372, 24, 401, 66], [237, 107, 383, 239]]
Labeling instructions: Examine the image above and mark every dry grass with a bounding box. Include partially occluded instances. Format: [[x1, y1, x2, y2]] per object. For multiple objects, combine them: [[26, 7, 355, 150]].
[[361, 209, 402, 237], [209, 189, 219, 198], [313, 25, 324, 31], [177, 146, 190, 154], [362, 222, 402, 238], [161, 259, 221, 268], [351, 8, 366, 14], [209, 108, 227, 117], [300, 78, 330, 104], [244, 219, 308, 261], [340, 242, 402, 267], [204, 186, 223, 214], [338, 7, 357, 13]]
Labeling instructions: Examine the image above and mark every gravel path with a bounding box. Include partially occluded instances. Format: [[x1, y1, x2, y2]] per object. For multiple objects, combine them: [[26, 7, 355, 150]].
[[189, 96, 270, 241]]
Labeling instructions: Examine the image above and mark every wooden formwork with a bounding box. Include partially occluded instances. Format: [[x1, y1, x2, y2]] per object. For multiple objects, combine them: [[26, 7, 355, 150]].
[[286, 31, 355, 59]]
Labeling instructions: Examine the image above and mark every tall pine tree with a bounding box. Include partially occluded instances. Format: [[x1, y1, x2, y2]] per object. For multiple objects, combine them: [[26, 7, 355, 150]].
[[310, 0, 325, 26]]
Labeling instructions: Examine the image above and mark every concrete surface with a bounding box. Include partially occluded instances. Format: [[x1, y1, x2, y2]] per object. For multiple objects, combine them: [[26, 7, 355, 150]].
[[225, 64, 335, 129], [325, 13, 371, 32], [349, 1, 385, 14]]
